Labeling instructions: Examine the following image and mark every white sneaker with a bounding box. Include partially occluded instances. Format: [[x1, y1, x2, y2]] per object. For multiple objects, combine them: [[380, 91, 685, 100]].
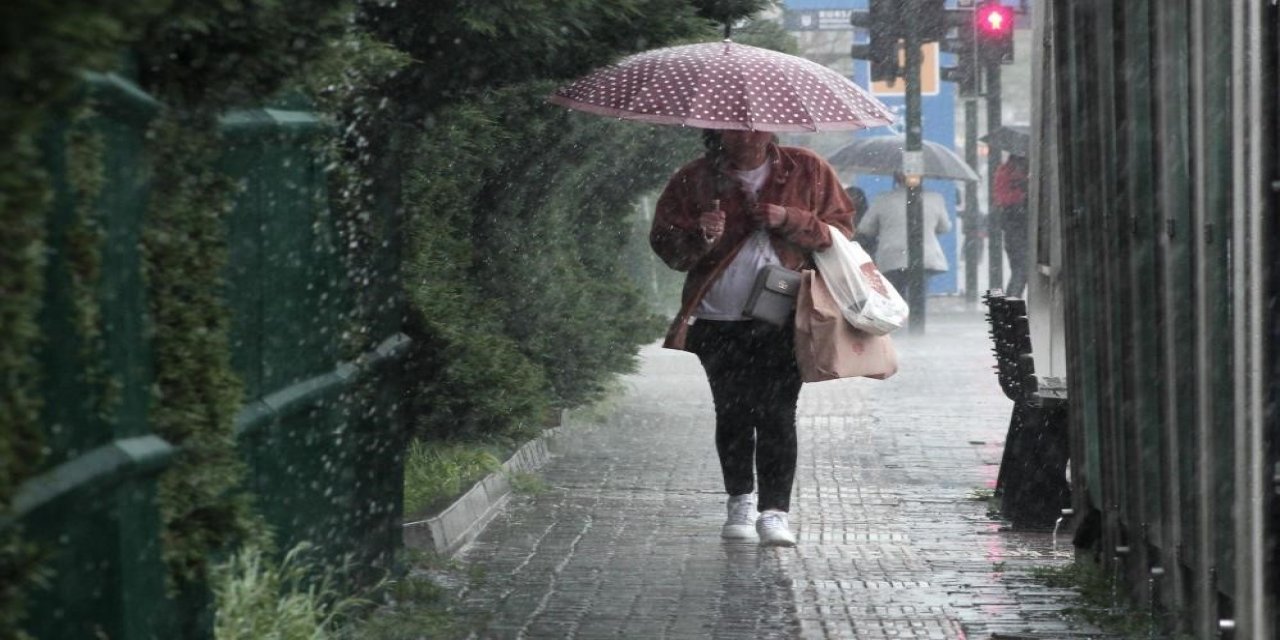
[[721, 494, 758, 539], [756, 510, 796, 547]]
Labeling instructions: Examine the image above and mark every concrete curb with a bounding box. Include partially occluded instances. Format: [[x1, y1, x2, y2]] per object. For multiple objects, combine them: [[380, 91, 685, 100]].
[[401, 416, 570, 557]]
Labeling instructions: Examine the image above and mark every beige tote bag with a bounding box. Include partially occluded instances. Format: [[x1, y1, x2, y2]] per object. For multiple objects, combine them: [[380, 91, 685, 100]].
[[794, 269, 898, 382]]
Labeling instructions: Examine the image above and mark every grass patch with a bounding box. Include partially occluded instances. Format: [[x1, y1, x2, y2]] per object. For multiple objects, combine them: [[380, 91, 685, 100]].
[[506, 470, 548, 496], [343, 576, 462, 640], [967, 488, 996, 502], [341, 551, 478, 640], [402, 427, 561, 517], [402, 439, 503, 516], [212, 542, 369, 640], [966, 487, 1001, 518], [1028, 561, 1190, 639]]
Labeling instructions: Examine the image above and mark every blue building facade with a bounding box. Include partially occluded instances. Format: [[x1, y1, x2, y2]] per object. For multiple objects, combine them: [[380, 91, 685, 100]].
[[781, 0, 1023, 294]]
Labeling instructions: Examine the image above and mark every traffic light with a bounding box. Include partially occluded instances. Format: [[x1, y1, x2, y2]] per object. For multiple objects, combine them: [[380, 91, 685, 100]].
[[975, 1, 1015, 64], [849, 0, 901, 82], [913, 0, 950, 43], [939, 5, 978, 96], [940, 36, 978, 96]]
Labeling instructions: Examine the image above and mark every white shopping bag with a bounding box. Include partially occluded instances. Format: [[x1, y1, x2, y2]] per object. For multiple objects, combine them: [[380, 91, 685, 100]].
[[811, 225, 909, 335]]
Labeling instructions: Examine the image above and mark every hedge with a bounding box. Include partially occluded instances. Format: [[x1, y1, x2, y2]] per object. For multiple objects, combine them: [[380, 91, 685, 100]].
[[0, 1, 787, 634]]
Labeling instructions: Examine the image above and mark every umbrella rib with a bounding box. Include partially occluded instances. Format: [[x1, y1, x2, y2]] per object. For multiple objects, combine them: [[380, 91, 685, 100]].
[[736, 61, 758, 130], [775, 62, 820, 132], [681, 55, 724, 129]]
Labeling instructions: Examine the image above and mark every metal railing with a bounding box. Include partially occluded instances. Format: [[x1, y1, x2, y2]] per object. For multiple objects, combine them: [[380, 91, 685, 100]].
[[10, 73, 409, 639]]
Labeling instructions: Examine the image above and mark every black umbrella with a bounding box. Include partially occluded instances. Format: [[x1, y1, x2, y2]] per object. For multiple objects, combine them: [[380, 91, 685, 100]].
[[827, 135, 979, 182], [980, 125, 1030, 155]]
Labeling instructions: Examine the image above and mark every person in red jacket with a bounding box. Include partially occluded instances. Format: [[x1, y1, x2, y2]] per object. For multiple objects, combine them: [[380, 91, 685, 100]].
[[649, 129, 853, 547], [994, 153, 1030, 296]]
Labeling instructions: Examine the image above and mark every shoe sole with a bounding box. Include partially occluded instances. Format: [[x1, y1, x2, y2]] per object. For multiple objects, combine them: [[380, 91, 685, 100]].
[[721, 524, 758, 539], [758, 536, 796, 547]]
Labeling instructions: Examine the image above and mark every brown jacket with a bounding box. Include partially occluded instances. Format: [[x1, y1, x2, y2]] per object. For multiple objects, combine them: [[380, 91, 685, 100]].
[[649, 144, 854, 350]]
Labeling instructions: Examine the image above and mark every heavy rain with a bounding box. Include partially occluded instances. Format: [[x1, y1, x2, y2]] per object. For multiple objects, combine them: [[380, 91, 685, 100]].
[[2, 1, 1276, 639]]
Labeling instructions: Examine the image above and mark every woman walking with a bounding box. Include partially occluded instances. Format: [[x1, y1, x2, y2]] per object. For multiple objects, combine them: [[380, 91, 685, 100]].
[[649, 130, 854, 546]]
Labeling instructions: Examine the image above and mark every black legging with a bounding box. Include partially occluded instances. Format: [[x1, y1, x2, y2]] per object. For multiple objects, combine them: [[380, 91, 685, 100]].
[[1002, 203, 1029, 297], [687, 319, 803, 512]]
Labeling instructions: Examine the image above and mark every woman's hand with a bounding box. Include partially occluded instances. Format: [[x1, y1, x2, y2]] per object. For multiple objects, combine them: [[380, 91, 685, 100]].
[[751, 202, 788, 229], [699, 199, 726, 244]]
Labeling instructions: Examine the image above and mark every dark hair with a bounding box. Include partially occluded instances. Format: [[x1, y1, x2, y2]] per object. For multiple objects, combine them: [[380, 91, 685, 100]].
[[702, 129, 725, 166], [701, 129, 723, 152], [701, 129, 781, 160]]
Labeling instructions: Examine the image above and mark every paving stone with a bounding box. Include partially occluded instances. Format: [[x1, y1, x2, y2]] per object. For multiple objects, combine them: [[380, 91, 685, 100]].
[[447, 311, 1117, 639]]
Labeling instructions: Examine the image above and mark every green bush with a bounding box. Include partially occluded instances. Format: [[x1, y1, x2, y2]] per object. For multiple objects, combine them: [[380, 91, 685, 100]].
[[0, 3, 176, 634], [399, 82, 701, 440], [393, 100, 542, 441], [1, 1, 786, 635], [128, 0, 355, 590]]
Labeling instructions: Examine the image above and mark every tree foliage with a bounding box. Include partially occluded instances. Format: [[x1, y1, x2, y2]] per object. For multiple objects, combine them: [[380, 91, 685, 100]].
[[350, 0, 717, 441], [691, 0, 779, 31], [399, 82, 702, 440], [358, 0, 709, 117], [128, 0, 354, 590]]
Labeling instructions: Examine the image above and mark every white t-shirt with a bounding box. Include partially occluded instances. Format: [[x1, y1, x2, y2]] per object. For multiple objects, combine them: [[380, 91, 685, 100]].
[[695, 162, 781, 321]]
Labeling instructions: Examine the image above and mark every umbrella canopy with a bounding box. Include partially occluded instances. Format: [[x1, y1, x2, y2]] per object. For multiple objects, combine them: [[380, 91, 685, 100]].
[[980, 125, 1030, 155], [827, 135, 980, 182], [548, 40, 894, 132]]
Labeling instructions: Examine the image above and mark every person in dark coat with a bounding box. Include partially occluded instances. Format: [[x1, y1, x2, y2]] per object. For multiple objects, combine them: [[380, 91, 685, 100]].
[[994, 153, 1030, 297]]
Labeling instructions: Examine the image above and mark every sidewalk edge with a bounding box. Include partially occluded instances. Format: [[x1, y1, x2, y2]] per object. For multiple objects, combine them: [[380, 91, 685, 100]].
[[400, 412, 572, 557]]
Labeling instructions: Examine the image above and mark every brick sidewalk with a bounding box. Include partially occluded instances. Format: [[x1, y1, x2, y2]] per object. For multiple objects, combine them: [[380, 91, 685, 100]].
[[449, 309, 1111, 639]]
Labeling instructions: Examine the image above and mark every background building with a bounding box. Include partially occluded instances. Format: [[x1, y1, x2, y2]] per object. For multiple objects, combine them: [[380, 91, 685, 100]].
[[778, 0, 1035, 297]]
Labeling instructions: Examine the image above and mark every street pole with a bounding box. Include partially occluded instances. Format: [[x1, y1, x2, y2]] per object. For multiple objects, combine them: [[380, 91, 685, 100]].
[[985, 60, 1003, 291], [963, 96, 981, 306], [904, 17, 926, 335]]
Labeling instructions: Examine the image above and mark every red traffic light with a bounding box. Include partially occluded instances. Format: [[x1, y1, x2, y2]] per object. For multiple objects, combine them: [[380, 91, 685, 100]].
[[976, 2, 1014, 36]]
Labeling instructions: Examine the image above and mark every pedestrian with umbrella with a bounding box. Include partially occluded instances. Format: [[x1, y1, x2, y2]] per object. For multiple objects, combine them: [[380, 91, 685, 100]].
[[825, 134, 977, 301], [855, 171, 954, 297], [982, 126, 1031, 297], [993, 153, 1029, 296], [550, 38, 893, 547]]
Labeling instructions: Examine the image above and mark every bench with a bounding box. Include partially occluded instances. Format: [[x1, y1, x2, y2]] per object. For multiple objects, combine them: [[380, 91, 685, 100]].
[[983, 290, 1071, 529]]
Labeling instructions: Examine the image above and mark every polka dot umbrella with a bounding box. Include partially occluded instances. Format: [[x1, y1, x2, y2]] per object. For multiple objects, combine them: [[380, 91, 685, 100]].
[[548, 40, 895, 132]]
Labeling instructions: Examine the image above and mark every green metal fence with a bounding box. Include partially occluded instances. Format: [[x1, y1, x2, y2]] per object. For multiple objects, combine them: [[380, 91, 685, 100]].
[[10, 73, 409, 639], [1035, 1, 1275, 637]]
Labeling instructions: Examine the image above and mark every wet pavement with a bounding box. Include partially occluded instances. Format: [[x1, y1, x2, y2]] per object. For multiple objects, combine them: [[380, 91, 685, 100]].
[[448, 307, 1113, 639]]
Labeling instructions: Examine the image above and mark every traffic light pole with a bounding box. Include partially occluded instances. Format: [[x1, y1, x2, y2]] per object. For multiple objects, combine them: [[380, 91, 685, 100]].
[[985, 60, 1003, 291], [963, 97, 981, 306], [904, 22, 926, 335]]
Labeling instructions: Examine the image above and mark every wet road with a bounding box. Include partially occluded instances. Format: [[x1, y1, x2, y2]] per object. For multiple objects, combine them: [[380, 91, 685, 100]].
[[449, 308, 1113, 639]]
